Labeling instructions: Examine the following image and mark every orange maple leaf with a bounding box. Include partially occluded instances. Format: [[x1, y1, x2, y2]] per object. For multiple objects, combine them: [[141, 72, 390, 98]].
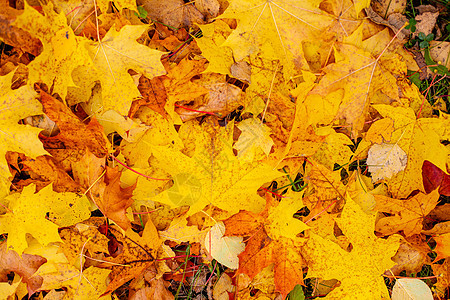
[[224, 193, 308, 297]]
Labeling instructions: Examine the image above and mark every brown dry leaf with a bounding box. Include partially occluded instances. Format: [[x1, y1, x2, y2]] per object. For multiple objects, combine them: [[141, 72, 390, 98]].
[[427, 203, 450, 222], [365, 6, 409, 41], [432, 258, 450, 298], [19, 155, 81, 193], [130, 282, 174, 300], [388, 237, 431, 275], [138, 0, 205, 29], [98, 166, 136, 231], [101, 219, 161, 295], [371, 0, 406, 18], [161, 58, 208, 123], [423, 221, 450, 235], [194, 0, 221, 20], [178, 74, 243, 121], [0, 1, 42, 56], [429, 41, 450, 69], [132, 75, 169, 119], [224, 193, 307, 297], [415, 10, 439, 37], [0, 242, 46, 295], [38, 90, 108, 158]]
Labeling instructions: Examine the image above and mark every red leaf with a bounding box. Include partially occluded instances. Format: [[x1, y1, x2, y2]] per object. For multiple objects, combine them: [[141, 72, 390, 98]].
[[422, 161, 450, 196], [422, 161, 444, 193]]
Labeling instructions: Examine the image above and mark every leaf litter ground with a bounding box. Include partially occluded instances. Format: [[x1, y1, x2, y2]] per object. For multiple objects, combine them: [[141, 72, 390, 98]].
[[0, 0, 450, 299]]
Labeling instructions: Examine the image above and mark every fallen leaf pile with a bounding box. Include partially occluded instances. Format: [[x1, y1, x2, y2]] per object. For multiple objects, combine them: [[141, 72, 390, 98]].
[[0, 0, 449, 299]]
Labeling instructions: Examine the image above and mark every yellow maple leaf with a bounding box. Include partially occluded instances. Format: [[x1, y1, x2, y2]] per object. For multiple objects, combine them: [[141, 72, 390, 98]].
[[220, 0, 333, 77], [303, 194, 401, 299], [13, 2, 93, 99], [0, 184, 90, 254], [196, 20, 234, 75], [234, 117, 274, 162], [309, 41, 398, 131], [0, 72, 47, 199], [134, 121, 283, 215], [121, 107, 183, 168], [304, 160, 347, 203], [372, 105, 450, 198], [312, 128, 354, 170], [160, 216, 205, 244], [37, 264, 111, 300], [87, 24, 167, 115], [204, 221, 245, 269]]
